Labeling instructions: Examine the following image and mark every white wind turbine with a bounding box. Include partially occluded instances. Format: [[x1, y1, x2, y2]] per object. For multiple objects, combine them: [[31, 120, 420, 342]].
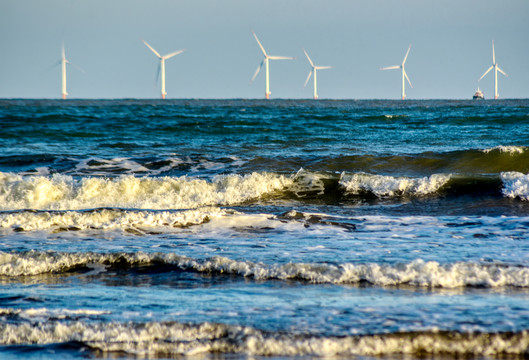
[[250, 31, 295, 99], [479, 40, 508, 99], [143, 39, 185, 99], [303, 49, 332, 100], [380, 44, 412, 100], [53, 43, 83, 100]]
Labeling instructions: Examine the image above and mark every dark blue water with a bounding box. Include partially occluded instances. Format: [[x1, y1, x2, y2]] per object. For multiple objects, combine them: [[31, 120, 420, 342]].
[[1, 99, 529, 359]]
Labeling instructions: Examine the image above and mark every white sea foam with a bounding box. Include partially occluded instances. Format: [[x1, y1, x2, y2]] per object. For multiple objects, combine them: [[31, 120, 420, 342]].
[[0, 207, 227, 232], [74, 157, 153, 176], [0, 307, 109, 320], [0, 171, 292, 211], [290, 168, 330, 197], [482, 146, 526, 155], [339, 172, 451, 197], [1, 252, 528, 288], [0, 320, 528, 357], [501, 172, 529, 201]]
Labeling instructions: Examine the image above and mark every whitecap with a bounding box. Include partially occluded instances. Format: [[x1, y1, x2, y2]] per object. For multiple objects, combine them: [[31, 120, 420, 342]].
[[0, 320, 528, 357], [0, 171, 292, 211], [1, 252, 528, 288], [339, 172, 451, 197], [501, 172, 529, 200], [482, 146, 525, 155]]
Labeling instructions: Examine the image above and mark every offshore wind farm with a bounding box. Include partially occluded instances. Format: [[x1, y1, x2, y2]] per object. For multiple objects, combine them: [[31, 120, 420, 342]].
[[50, 36, 515, 100]]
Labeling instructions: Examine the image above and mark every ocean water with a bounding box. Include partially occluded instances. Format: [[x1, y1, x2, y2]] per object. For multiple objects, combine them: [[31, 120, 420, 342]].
[[1, 98, 529, 359]]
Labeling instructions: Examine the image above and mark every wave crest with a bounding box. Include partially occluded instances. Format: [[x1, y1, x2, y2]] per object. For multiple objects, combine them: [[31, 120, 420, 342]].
[[1, 320, 528, 357], [0, 207, 227, 232], [339, 172, 451, 197], [0, 172, 292, 211], [1, 252, 528, 288], [482, 146, 526, 155], [502, 172, 529, 201]]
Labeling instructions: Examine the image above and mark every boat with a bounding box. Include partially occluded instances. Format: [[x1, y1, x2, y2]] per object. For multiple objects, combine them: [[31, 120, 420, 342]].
[[473, 87, 484, 100]]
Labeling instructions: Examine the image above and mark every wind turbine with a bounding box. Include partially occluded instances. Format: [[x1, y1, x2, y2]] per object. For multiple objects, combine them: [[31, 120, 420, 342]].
[[380, 44, 412, 100], [303, 49, 332, 100], [54, 43, 83, 100], [142, 39, 185, 99], [250, 31, 295, 99], [479, 40, 508, 99]]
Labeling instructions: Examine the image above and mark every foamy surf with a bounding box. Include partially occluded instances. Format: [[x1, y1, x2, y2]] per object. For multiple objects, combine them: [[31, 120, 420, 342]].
[[339, 172, 451, 197], [482, 146, 526, 155], [1, 251, 528, 288], [1, 320, 528, 357], [501, 172, 529, 201], [0, 207, 229, 233], [0, 171, 292, 211]]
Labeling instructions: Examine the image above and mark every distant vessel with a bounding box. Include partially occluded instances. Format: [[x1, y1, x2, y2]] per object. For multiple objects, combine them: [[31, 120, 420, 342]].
[[473, 87, 484, 100]]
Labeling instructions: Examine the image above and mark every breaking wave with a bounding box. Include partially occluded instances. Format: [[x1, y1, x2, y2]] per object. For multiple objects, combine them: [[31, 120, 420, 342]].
[[0, 207, 228, 232], [482, 146, 526, 155], [1, 251, 528, 288], [0, 171, 291, 211], [339, 172, 451, 197], [1, 169, 529, 217], [0, 320, 528, 357], [502, 172, 529, 201]]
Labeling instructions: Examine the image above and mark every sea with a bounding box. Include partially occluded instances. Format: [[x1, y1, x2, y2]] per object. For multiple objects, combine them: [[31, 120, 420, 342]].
[[1, 98, 529, 359]]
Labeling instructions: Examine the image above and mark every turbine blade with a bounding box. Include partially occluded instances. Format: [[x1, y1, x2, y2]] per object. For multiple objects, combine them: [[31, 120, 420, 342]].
[[269, 56, 295, 60], [315, 66, 332, 70], [47, 60, 62, 71], [164, 49, 185, 60], [250, 59, 264, 83], [497, 66, 508, 77], [252, 31, 267, 56], [492, 40, 495, 64], [303, 70, 313, 88], [404, 69, 412, 88], [478, 66, 494, 81], [61, 43, 66, 59], [402, 44, 412, 65], [70, 62, 85, 73], [155, 63, 161, 86], [380, 65, 400, 70], [142, 39, 161, 58], [303, 49, 314, 67]]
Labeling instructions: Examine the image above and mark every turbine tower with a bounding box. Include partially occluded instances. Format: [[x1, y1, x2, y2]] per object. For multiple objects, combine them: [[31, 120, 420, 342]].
[[380, 44, 412, 100], [61, 44, 68, 100], [250, 31, 294, 99], [479, 40, 508, 99], [303, 49, 332, 100], [143, 39, 185, 99]]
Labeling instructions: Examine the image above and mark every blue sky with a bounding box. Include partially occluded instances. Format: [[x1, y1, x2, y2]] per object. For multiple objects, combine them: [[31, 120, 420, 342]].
[[1, 0, 528, 99]]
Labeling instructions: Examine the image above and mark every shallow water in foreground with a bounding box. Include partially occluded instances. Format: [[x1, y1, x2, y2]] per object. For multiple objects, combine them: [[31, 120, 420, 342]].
[[1, 99, 529, 359]]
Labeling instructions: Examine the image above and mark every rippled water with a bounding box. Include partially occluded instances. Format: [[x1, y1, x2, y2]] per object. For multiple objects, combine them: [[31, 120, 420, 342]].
[[1, 99, 529, 359]]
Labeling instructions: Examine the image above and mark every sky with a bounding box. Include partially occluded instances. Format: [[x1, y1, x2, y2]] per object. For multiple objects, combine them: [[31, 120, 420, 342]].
[[1, 0, 528, 100]]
